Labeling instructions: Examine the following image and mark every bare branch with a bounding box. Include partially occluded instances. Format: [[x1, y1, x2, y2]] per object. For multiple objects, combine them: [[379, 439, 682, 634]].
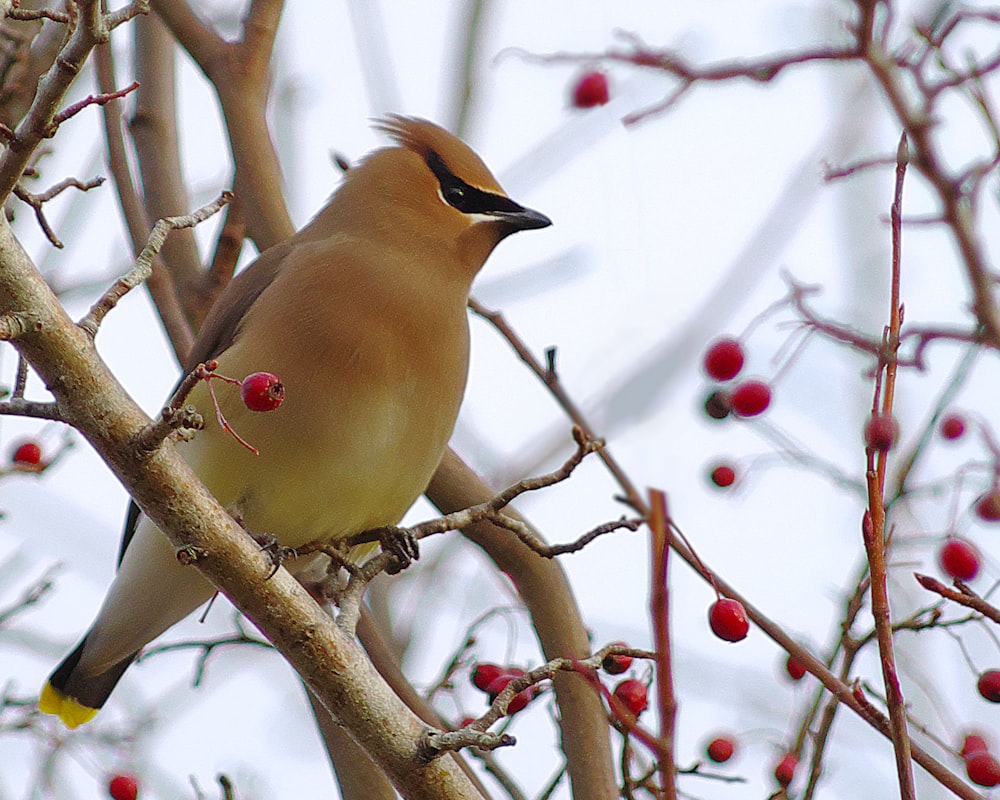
[[13, 175, 105, 247], [48, 80, 140, 134], [914, 573, 1000, 625], [78, 191, 232, 337]]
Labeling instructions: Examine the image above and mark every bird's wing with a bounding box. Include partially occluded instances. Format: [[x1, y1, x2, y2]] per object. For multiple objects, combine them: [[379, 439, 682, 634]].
[[118, 239, 294, 564]]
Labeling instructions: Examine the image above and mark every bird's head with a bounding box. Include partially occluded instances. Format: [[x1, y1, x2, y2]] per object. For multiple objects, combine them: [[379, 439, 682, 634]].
[[328, 116, 551, 277]]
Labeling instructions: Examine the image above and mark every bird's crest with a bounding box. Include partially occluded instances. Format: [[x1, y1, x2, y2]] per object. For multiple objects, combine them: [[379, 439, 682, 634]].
[[374, 115, 506, 196]]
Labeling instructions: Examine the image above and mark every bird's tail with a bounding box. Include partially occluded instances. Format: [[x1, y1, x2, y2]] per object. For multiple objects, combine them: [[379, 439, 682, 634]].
[[39, 638, 137, 728]]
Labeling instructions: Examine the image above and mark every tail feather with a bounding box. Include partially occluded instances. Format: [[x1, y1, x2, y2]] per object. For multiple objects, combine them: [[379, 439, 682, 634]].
[[39, 638, 137, 728]]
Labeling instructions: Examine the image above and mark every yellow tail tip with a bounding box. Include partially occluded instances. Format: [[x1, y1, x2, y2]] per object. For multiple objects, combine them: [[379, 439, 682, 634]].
[[39, 682, 98, 729]]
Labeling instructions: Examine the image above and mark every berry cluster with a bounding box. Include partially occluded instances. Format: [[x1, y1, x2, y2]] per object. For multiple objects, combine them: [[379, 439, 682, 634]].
[[960, 733, 1000, 787], [470, 663, 537, 715]]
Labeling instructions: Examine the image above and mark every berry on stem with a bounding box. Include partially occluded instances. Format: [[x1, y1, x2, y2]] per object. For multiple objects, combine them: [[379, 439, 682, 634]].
[[938, 538, 980, 582], [975, 490, 1000, 522], [961, 733, 990, 758], [601, 643, 632, 675], [485, 669, 534, 715], [940, 413, 966, 441], [471, 663, 506, 692], [730, 380, 771, 417], [613, 678, 648, 718], [108, 774, 138, 800], [709, 464, 736, 488], [864, 412, 898, 452], [703, 338, 745, 381], [571, 70, 610, 108], [240, 371, 285, 412], [978, 670, 1000, 703], [706, 736, 736, 763], [11, 440, 42, 468], [785, 654, 806, 681], [704, 390, 731, 420], [774, 753, 798, 787], [709, 598, 749, 642], [967, 751, 1000, 787]]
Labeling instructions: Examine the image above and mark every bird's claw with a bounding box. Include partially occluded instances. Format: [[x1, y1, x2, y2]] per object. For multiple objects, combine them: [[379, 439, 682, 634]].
[[249, 530, 297, 579], [379, 526, 419, 574]]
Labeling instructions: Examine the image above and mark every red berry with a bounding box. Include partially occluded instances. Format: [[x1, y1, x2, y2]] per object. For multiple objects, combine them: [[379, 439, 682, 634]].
[[865, 413, 898, 451], [11, 440, 42, 467], [961, 733, 990, 758], [704, 390, 731, 420], [730, 380, 771, 417], [571, 70, 610, 108], [774, 753, 798, 787], [108, 774, 138, 800], [940, 414, 966, 441], [706, 736, 736, 763], [978, 670, 1000, 703], [485, 672, 534, 715], [785, 654, 806, 681], [939, 538, 980, 582], [975, 491, 1000, 522], [703, 338, 745, 381], [710, 465, 736, 488], [613, 678, 648, 718], [601, 643, 632, 675], [239, 372, 285, 412], [967, 751, 1000, 787], [708, 598, 749, 643], [471, 663, 507, 692]]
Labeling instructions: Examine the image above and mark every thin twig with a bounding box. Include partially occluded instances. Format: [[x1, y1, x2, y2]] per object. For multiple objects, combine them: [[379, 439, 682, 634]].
[[914, 573, 1000, 625], [648, 490, 677, 799], [78, 191, 232, 337]]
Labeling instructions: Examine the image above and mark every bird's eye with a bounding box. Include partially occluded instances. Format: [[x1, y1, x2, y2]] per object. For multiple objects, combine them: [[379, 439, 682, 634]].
[[445, 185, 465, 203]]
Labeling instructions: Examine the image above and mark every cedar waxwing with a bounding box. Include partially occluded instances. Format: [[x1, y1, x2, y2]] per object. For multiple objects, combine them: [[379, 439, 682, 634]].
[[40, 116, 551, 727]]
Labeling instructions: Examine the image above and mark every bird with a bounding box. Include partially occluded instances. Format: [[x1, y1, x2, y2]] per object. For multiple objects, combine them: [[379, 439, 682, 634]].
[[40, 115, 551, 728]]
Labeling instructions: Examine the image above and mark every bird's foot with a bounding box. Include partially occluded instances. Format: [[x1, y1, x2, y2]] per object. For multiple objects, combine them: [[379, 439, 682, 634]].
[[376, 525, 420, 574], [248, 530, 297, 579]]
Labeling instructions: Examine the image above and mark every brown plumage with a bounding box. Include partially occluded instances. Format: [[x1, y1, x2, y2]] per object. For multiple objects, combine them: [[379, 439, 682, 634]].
[[40, 116, 550, 727]]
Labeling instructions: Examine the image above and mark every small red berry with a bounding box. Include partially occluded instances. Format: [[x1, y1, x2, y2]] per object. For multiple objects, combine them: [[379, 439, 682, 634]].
[[613, 678, 648, 718], [240, 371, 285, 412], [601, 643, 633, 675], [704, 390, 732, 420], [709, 598, 749, 643], [703, 338, 745, 382], [730, 380, 771, 417], [978, 670, 1000, 703], [785, 654, 806, 681], [967, 751, 1000, 787], [939, 538, 980, 582], [865, 413, 898, 452], [11, 440, 42, 467], [471, 663, 507, 692], [706, 736, 736, 763], [108, 774, 138, 800], [710, 465, 736, 488], [485, 672, 534, 715], [571, 70, 610, 108], [975, 491, 1000, 522], [961, 733, 990, 758], [774, 752, 798, 787], [940, 414, 967, 441]]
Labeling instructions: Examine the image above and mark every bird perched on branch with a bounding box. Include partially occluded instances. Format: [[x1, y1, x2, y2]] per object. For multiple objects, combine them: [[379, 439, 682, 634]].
[[40, 116, 551, 727]]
